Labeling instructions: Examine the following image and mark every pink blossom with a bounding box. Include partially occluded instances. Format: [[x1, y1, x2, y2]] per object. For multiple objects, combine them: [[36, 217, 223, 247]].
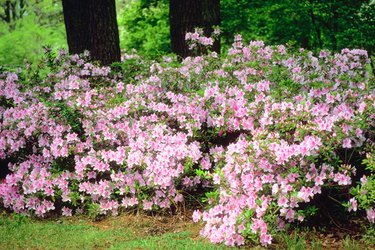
[[367, 208, 375, 223], [348, 198, 357, 212], [342, 138, 352, 148], [62, 207, 72, 216], [192, 210, 202, 222]]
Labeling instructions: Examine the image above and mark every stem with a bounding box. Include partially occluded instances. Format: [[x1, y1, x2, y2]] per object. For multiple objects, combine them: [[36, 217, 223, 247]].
[[327, 195, 343, 206]]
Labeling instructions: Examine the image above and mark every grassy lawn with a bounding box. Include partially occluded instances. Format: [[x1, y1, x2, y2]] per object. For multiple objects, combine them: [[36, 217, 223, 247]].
[[0, 212, 374, 250], [0, 213, 232, 250]]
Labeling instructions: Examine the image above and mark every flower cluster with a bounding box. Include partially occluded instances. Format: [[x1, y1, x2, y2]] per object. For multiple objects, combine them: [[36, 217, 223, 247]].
[[185, 27, 219, 53], [0, 35, 374, 247]]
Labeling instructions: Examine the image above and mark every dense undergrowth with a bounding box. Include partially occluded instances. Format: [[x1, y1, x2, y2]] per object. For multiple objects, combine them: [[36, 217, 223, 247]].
[[0, 35, 374, 247]]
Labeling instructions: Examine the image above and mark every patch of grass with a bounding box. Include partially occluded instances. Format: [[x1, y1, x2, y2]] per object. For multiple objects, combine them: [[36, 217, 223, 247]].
[[1, 213, 374, 250], [274, 226, 375, 250], [0, 214, 233, 250], [363, 226, 375, 245], [310, 239, 323, 250], [0, 214, 134, 249], [278, 231, 307, 250], [343, 236, 360, 250], [111, 231, 229, 250]]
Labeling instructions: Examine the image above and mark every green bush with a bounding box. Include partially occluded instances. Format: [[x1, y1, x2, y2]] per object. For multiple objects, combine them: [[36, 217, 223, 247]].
[[118, 0, 171, 57]]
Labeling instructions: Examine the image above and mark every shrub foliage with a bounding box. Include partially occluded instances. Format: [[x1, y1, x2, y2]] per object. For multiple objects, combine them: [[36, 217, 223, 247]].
[[0, 37, 374, 246]]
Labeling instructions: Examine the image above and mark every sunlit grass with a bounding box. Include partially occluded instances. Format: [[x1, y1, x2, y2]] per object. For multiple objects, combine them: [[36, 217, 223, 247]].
[[1, 213, 374, 250], [0, 213, 232, 250]]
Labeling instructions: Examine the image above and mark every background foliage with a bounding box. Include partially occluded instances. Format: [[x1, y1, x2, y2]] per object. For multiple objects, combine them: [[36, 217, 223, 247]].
[[0, 0, 374, 68], [0, 0, 66, 67], [118, 0, 170, 57]]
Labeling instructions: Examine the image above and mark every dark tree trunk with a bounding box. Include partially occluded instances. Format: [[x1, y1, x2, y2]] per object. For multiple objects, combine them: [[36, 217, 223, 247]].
[[88, 0, 121, 65], [170, 0, 220, 58], [62, 0, 90, 55], [62, 0, 121, 65]]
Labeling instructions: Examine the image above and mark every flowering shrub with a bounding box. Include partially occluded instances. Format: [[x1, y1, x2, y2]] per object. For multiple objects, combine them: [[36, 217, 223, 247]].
[[185, 27, 220, 56], [350, 143, 375, 223], [0, 36, 374, 246]]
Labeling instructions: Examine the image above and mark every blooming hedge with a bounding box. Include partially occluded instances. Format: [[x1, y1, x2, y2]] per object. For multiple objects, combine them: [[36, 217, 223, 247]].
[[0, 36, 374, 246]]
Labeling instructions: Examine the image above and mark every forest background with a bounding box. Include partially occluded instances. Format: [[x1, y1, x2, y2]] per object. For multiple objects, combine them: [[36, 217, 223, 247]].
[[0, 0, 374, 69]]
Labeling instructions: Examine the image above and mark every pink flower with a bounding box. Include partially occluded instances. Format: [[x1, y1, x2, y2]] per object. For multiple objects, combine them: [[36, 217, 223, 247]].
[[62, 207, 72, 216], [260, 233, 272, 246], [367, 208, 375, 223], [358, 101, 366, 113], [297, 187, 314, 202], [143, 201, 153, 210], [200, 156, 211, 170], [277, 196, 288, 207], [319, 51, 329, 58], [334, 173, 351, 185], [342, 138, 352, 148], [348, 198, 357, 212], [192, 210, 202, 222], [360, 175, 367, 184]]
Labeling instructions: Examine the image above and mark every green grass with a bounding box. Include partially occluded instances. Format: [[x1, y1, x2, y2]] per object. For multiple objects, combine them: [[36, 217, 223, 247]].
[[0, 214, 232, 250], [280, 231, 307, 250], [1, 216, 130, 249], [1, 213, 374, 250], [111, 231, 229, 250], [274, 228, 374, 250]]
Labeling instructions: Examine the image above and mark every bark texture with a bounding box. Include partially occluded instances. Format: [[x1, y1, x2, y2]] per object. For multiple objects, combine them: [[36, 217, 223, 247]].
[[62, 0, 121, 65], [169, 0, 220, 58], [62, 0, 90, 55], [88, 0, 121, 65]]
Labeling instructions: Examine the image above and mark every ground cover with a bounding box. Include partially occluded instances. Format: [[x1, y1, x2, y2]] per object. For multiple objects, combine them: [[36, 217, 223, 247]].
[[0, 212, 374, 249], [0, 213, 229, 250]]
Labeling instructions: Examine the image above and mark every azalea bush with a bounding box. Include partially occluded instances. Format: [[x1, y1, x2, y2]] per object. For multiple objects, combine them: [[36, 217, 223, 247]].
[[0, 35, 374, 247], [350, 143, 375, 224]]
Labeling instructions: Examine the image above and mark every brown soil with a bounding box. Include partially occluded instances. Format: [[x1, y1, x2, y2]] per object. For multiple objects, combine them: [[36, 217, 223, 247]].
[[88, 211, 202, 239]]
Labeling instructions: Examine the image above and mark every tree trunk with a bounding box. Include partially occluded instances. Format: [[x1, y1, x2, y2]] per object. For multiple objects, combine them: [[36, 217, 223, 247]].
[[170, 0, 220, 58], [88, 0, 121, 65], [62, 0, 121, 65], [62, 0, 90, 55]]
